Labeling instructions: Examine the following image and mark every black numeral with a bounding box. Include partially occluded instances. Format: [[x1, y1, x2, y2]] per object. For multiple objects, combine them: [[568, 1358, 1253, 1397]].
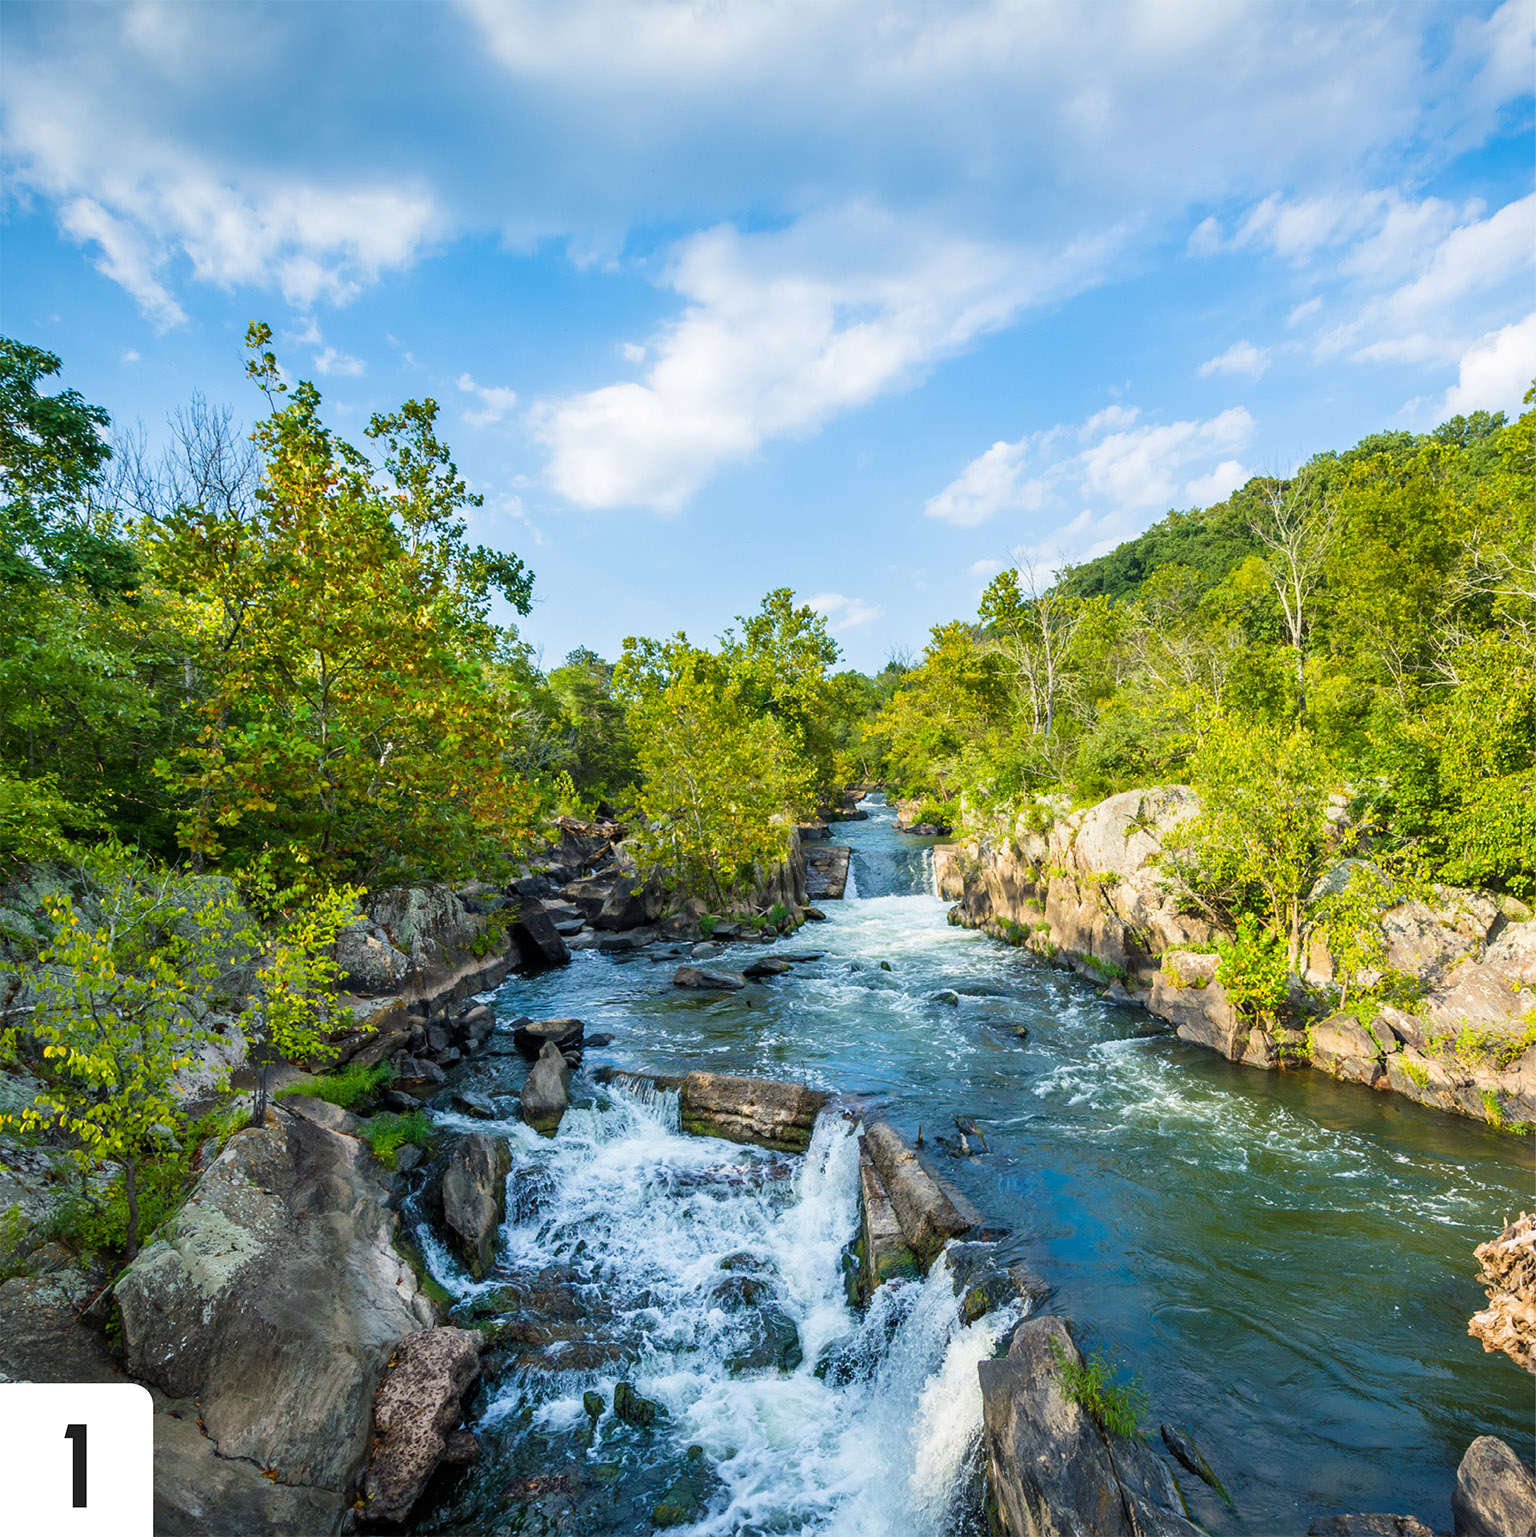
[[64, 1423, 87, 1508]]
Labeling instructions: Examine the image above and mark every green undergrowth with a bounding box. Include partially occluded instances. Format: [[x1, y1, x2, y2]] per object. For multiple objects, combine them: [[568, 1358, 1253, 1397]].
[[280, 1060, 397, 1110], [1051, 1337, 1149, 1439], [361, 1110, 434, 1169]]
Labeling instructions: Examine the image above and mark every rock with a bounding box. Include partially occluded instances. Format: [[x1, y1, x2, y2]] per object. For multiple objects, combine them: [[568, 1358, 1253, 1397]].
[[598, 928, 658, 952], [613, 1379, 664, 1428], [334, 918, 411, 997], [860, 1121, 973, 1268], [1308, 1519, 1436, 1537], [394, 1144, 422, 1173], [804, 906, 827, 920], [506, 901, 572, 969], [0, 1270, 118, 1383], [441, 1131, 512, 1278], [743, 957, 791, 979], [856, 1139, 918, 1299], [453, 1089, 497, 1119], [585, 1032, 614, 1048], [691, 941, 724, 960], [726, 1306, 803, 1374], [674, 965, 746, 991], [277, 1094, 363, 1137], [932, 988, 961, 1005], [521, 1040, 571, 1137], [1452, 1436, 1536, 1537], [583, 1389, 605, 1421], [512, 1016, 585, 1060], [383, 1088, 419, 1113], [396, 1055, 447, 1088], [679, 1072, 830, 1153], [1160, 1424, 1227, 1500], [114, 1111, 431, 1525], [360, 1327, 482, 1525], [979, 1316, 1200, 1537], [1148, 952, 1245, 1057], [805, 845, 851, 901], [1469, 1212, 1535, 1373]]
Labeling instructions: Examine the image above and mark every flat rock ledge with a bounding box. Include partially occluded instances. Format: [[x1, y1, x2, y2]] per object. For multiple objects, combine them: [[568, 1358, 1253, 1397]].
[[595, 1067, 829, 1154]]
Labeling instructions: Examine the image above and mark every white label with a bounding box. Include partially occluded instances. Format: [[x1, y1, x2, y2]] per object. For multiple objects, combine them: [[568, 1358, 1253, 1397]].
[[0, 1383, 154, 1535]]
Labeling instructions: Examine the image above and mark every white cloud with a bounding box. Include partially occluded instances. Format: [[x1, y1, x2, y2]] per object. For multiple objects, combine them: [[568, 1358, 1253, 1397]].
[[1442, 314, 1536, 417], [536, 208, 1122, 510], [968, 557, 1005, 579], [1198, 340, 1269, 379], [620, 342, 646, 363], [926, 403, 1255, 561], [314, 347, 364, 377], [458, 372, 519, 426], [1287, 297, 1322, 325], [808, 592, 883, 632], [120, 348, 140, 363]]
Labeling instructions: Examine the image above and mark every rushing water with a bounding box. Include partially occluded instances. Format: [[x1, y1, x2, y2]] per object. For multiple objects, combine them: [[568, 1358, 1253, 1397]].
[[407, 795, 1532, 1535]]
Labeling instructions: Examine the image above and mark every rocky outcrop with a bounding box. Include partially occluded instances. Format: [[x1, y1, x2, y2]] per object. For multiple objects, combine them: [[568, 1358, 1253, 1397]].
[[360, 1327, 483, 1525], [521, 1041, 571, 1137], [1470, 1213, 1535, 1373], [442, 1131, 512, 1277], [946, 787, 1536, 1130], [978, 1315, 1200, 1537], [1451, 1436, 1536, 1537], [679, 1072, 829, 1153], [1308, 1518, 1435, 1536], [861, 1121, 975, 1268], [854, 1137, 918, 1298], [674, 964, 746, 990], [114, 1106, 434, 1529], [805, 844, 851, 900]]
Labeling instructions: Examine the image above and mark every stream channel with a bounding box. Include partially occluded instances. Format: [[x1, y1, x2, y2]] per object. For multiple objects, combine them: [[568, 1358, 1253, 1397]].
[[404, 794, 1531, 1536]]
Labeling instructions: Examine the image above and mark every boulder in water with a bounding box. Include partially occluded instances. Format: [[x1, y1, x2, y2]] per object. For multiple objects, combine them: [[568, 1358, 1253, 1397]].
[[1452, 1436, 1536, 1537], [521, 1040, 571, 1137], [506, 901, 571, 969], [743, 957, 791, 978], [860, 1120, 973, 1267], [679, 1071, 829, 1153], [726, 1305, 803, 1375], [360, 1327, 482, 1525], [673, 965, 745, 990], [441, 1131, 512, 1278], [932, 988, 961, 1005], [513, 1016, 584, 1060], [1307, 1520, 1435, 1537], [613, 1379, 665, 1428], [804, 906, 827, 921]]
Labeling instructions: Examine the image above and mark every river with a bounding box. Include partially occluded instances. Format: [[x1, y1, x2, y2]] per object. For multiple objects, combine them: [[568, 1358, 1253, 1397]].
[[407, 794, 1531, 1535]]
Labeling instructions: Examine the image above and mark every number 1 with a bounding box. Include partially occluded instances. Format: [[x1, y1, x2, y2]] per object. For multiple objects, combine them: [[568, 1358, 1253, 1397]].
[[65, 1423, 86, 1507]]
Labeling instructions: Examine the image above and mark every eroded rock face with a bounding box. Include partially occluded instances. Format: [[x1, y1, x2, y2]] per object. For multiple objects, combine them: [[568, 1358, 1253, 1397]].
[[860, 1121, 972, 1268], [115, 1108, 431, 1523], [1470, 1213, 1536, 1373], [679, 1072, 829, 1154], [442, 1131, 512, 1277], [361, 1327, 482, 1525], [978, 1315, 1199, 1537], [521, 1040, 571, 1137], [1451, 1436, 1536, 1537]]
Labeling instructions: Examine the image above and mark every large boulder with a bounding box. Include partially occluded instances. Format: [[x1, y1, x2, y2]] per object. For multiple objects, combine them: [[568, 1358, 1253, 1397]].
[[1469, 1213, 1535, 1373], [360, 1327, 482, 1525], [506, 901, 572, 969], [333, 917, 411, 997], [978, 1315, 1200, 1537], [1149, 951, 1244, 1057], [680, 1072, 829, 1154], [441, 1132, 512, 1278], [114, 1109, 431, 1525], [513, 1016, 585, 1062], [1452, 1436, 1536, 1537], [860, 1121, 973, 1268], [521, 1040, 571, 1137], [674, 965, 746, 991]]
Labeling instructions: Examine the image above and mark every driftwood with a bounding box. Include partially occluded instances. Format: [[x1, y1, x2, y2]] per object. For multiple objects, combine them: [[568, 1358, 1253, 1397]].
[[1469, 1211, 1536, 1374]]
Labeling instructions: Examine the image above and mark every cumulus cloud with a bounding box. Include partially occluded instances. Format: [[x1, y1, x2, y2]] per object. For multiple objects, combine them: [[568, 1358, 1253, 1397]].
[[808, 592, 883, 632], [536, 208, 1121, 510], [458, 372, 519, 426], [1442, 314, 1536, 417], [925, 403, 1255, 568], [1198, 341, 1269, 379], [314, 347, 364, 377]]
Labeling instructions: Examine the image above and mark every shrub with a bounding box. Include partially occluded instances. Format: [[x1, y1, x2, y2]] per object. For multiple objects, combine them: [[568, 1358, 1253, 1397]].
[[1215, 916, 1289, 1024], [699, 914, 717, 938], [360, 1110, 434, 1169], [1051, 1338, 1149, 1439], [279, 1060, 397, 1110], [914, 798, 957, 828]]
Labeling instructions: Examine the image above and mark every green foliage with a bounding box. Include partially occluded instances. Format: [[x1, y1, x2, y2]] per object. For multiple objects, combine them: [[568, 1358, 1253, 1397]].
[[698, 913, 717, 938], [913, 798, 958, 828], [1050, 1337, 1149, 1439], [279, 1060, 397, 1111], [1215, 915, 1290, 1024], [359, 1109, 433, 1169]]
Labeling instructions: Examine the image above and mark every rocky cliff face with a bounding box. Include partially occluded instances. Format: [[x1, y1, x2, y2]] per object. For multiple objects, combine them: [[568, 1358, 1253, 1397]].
[[1469, 1213, 1535, 1375], [942, 787, 1536, 1131]]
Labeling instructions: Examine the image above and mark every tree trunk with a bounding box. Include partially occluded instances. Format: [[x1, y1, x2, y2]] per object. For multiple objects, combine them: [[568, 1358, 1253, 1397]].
[[123, 1156, 140, 1263]]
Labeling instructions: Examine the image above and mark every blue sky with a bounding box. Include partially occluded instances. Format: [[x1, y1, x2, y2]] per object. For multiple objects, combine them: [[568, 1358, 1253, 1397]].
[[2, 1, 1532, 671]]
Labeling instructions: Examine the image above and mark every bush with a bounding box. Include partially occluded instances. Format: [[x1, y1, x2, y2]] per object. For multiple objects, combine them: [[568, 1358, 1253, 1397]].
[[914, 798, 958, 828], [1215, 916, 1289, 1024], [1050, 1337, 1149, 1439], [361, 1110, 434, 1169], [279, 1060, 397, 1110]]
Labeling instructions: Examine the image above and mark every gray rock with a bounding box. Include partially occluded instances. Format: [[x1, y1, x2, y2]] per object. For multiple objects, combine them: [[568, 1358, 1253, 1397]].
[[507, 902, 572, 969], [861, 1121, 973, 1267], [679, 1072, 829, 1153], [804, 907, 827, 920], [743, 957, 791, 978], [932, 989, 961, 1005], [280, 1094, 362, 1136], [360, 1327, 482, 1525], [521, 1040, 571, 1137], [453, 1090, 497, 1119], [396, 1056, 447, 1087], [115, 1111, 431, 1520], [441, 1132, 512, 1278], [1452, 1436, 1536, 1537], [513, 1016, 585, 1060], [674, 965, 745, 991], [726, 1305, 803, 1374], [0, 1271, 118, 1383], [613, 1379, 665, 1427], [1308, 1518, 1436, 1537], [979, 1316, 1200, 1537], [691, 941, 724, 960], [334, 919, 411, 997]]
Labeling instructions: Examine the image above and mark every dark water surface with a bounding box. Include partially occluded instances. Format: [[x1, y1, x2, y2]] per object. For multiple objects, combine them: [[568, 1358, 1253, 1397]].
[[415, 795, 1532, 1535]]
